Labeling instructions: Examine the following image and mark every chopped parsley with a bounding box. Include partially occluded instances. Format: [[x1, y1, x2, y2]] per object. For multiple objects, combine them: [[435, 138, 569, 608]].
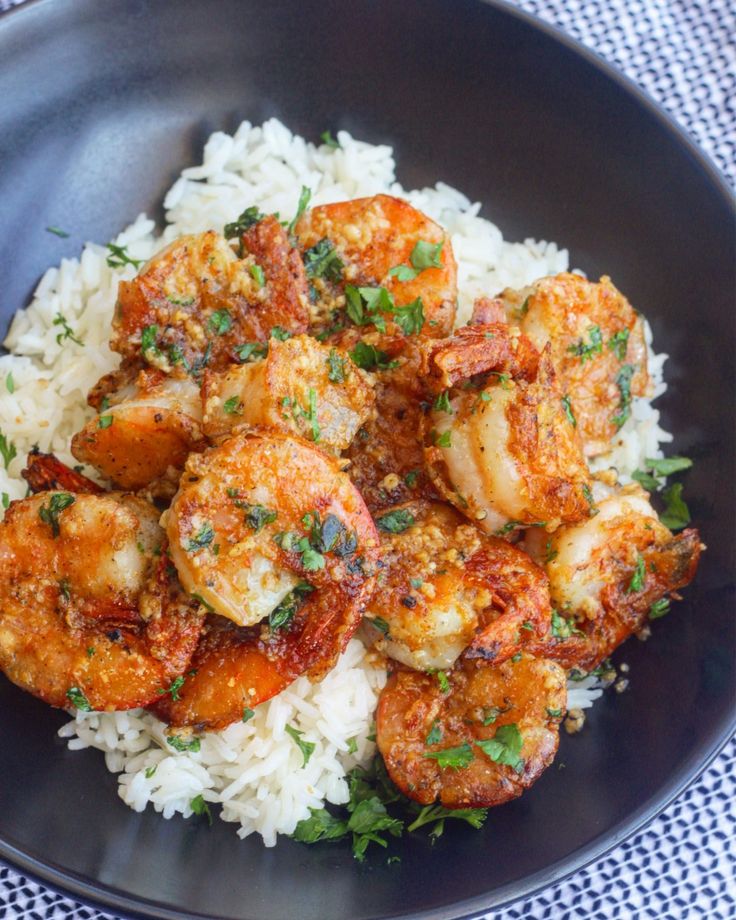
[[608, 328, 630, 361], [1, 492, 9, 510], [233, 341, 268, 363], [238, 502, 277, 533], [242, 708, 255, 723], [422, 742, 474, 770], [561, 394, 577, 427], [568, 324, 603, 363], [223, 395, 243, 415], [345, 285, 425, 335], [660, 482, 691, 531], [370, 616, 390, 635], [53, 312, 84, 347], [304, 238, 344, 282], [106, 243, 143, 270], [611, 363, 636, 430], [39, 492, 75, 537], [376, 509, 415, 534], [627, 553, 646, 593], [6, 372, 14, 394], [633, 455, 693, 492], [167, 734, 201, 753], [433, 429, 452, 448], [208, 309, 232, 336], [66, 687, 91, 711], [475, 723, 523, 771], [648, 597, 671, 619], [406, 804, 487, 838], [551, 609, 582, 638], [270, 326, 292, 341], [404, 470, 420, 488], [145, 765, 157, 779], [224, 206, 264, 239], [347, 737, 359, 755], [140, 324, 160, 360], [388, 239, 443, 281], [306, 387, 321, 442], [190, 794, 213, 826], [186, 522, 215, 553], [582, 483, 598, 516], [392, 297, 425, 335], [0, 430, 17, 470], [425, 720, 443, 746], [349, 340, 399, 371], [269, 582, 313, 630], [98, 414, 114, 429], [433, 670, 451, 693], [285, 724, 316, 767], [288, 185, 311, 236], [320, 130, 341, 149], [326, 348, 347, 383], [46, 225, 70, 238], [157, 675, 186, 701], [249, 263, 265, 288], [433, 390, 453, 413]]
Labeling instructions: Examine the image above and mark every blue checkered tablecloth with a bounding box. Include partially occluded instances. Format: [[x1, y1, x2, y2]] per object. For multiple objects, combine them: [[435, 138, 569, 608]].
[[0, 1, 734, 918]]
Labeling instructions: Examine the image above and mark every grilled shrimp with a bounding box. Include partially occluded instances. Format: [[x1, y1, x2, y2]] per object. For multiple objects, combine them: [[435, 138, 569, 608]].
[[71, 366, 204, 493], [377, 655, 566, 808], [112, 220, 309, 372], [365, 501, 550, 670], [22, 448, 103, 495], [496, 274, 649, 456], [423, 325, 592, 536], [0, 488, 204, 711], [156, 431, 379, 729], [202, 333, 375, 453], [523, 482, 703, 670], [295, 194, 457, 338]]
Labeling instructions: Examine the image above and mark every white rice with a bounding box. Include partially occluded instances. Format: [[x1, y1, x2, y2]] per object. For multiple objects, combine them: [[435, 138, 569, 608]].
[[0, 118, 669, 842]]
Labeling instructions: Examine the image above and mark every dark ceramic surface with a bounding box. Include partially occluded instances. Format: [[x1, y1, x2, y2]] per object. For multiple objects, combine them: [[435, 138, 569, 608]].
[[0, 1, 734, 918]]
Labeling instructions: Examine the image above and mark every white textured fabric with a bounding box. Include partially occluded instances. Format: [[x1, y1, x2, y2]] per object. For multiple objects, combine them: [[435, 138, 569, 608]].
[[0, 1, 734, 918]]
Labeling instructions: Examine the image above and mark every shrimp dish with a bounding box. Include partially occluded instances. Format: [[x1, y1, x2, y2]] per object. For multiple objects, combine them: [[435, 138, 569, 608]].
[[0, 121, 703, 857]]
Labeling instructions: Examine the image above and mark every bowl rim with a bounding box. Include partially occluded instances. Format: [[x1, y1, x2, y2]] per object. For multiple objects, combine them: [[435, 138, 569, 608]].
[[0, 0, 734, 917]]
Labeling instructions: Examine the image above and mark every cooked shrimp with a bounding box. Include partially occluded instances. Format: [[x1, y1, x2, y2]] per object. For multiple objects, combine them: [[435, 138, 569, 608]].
[[423, 325, 592, 535], [72, 365, 204, 492], [0, 490, 204, 711], [497, 274, 649, 456], [364, 501, 550, 670], [112, 220, 309, 372], [523, 482, 703, 670], [166, 430, 379, 628], [201, 333, 375, 453], [295, 194, 457, 338], [377, 655, 566, 808], [22, 448, 103, 495]]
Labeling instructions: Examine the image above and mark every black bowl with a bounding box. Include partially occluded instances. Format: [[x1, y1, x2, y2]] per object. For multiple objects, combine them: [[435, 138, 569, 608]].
[[0, 1, 734, 918]]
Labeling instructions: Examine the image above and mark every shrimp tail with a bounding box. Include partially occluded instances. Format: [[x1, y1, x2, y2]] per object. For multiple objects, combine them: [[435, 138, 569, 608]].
[[22, 449, 103, 495]]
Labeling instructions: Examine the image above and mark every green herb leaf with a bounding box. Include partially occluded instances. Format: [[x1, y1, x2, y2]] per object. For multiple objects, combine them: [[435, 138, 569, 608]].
[[293, 807, 349, 843], [66, 686, 91, 711], [46, 225, 70, 238], [391, 297, 425, 335], [632, 468, 661, 491], [98, 414, 114, 429], [208, 309, 232, 336], [660, 482, 691, 531], [187, 522, 215, 552], [608, 328, 630, 361], [326, 348, 347, 383], [404, 470, 419, 488], [645, 456, 693, 477], [140, 324, 160, 359], [433, 390, 453, 414], [288, 186, 312, 235], [167, 734, 201, 753], [320, 130, 341, 149], [376, 509, 415, 534], [304, 238, 344, 282], [648, 597, 671, 619], [233, 341, 268, 363], [6, 372, 15, 394], [582, 483, 598, 516], [144, 765, 157, 779], [561, 394, 577, 427], [370, 616, 390, 636], [475, 723, 523, 770], [425, 719, 443, 746], [269, 582, 313, 630], [223, 395, 243, 415], [0, 430, 17, 471], [53, 312, 84, 347], [156, 675, 186, 701], [349, 340, 398, 371], [387, 263, 418, 281], [611, 363, 636, 430], [347, 736, 358, 754], [1, 492, 10, 510], [410, 239, 443, 271], [422, 742, 474, 770], [249, 263, 265, 289], [190, 794, 213, 826], [242, 707, 255, 723], [39, 492, 75, 537], [285, 724, 316, 767], [348, 797, 403, 861], [239, 503, 277, 532], [432, 670, 451, 693], [551, 609, 582, 638], [406, 804, 487, 837], [224, 206, 264, 239], [433, 429, 452, 448], [627, 553, 646, 593], [568, 324, 603, 363], [106, 243, 143, 270]]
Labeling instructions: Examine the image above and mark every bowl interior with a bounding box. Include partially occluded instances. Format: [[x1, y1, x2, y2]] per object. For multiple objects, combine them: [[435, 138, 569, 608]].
[[0, 1, 734, 918]]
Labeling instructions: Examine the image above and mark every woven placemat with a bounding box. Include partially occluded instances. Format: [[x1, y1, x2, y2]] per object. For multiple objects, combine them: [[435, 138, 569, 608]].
[[0, 1, 733, 918]]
